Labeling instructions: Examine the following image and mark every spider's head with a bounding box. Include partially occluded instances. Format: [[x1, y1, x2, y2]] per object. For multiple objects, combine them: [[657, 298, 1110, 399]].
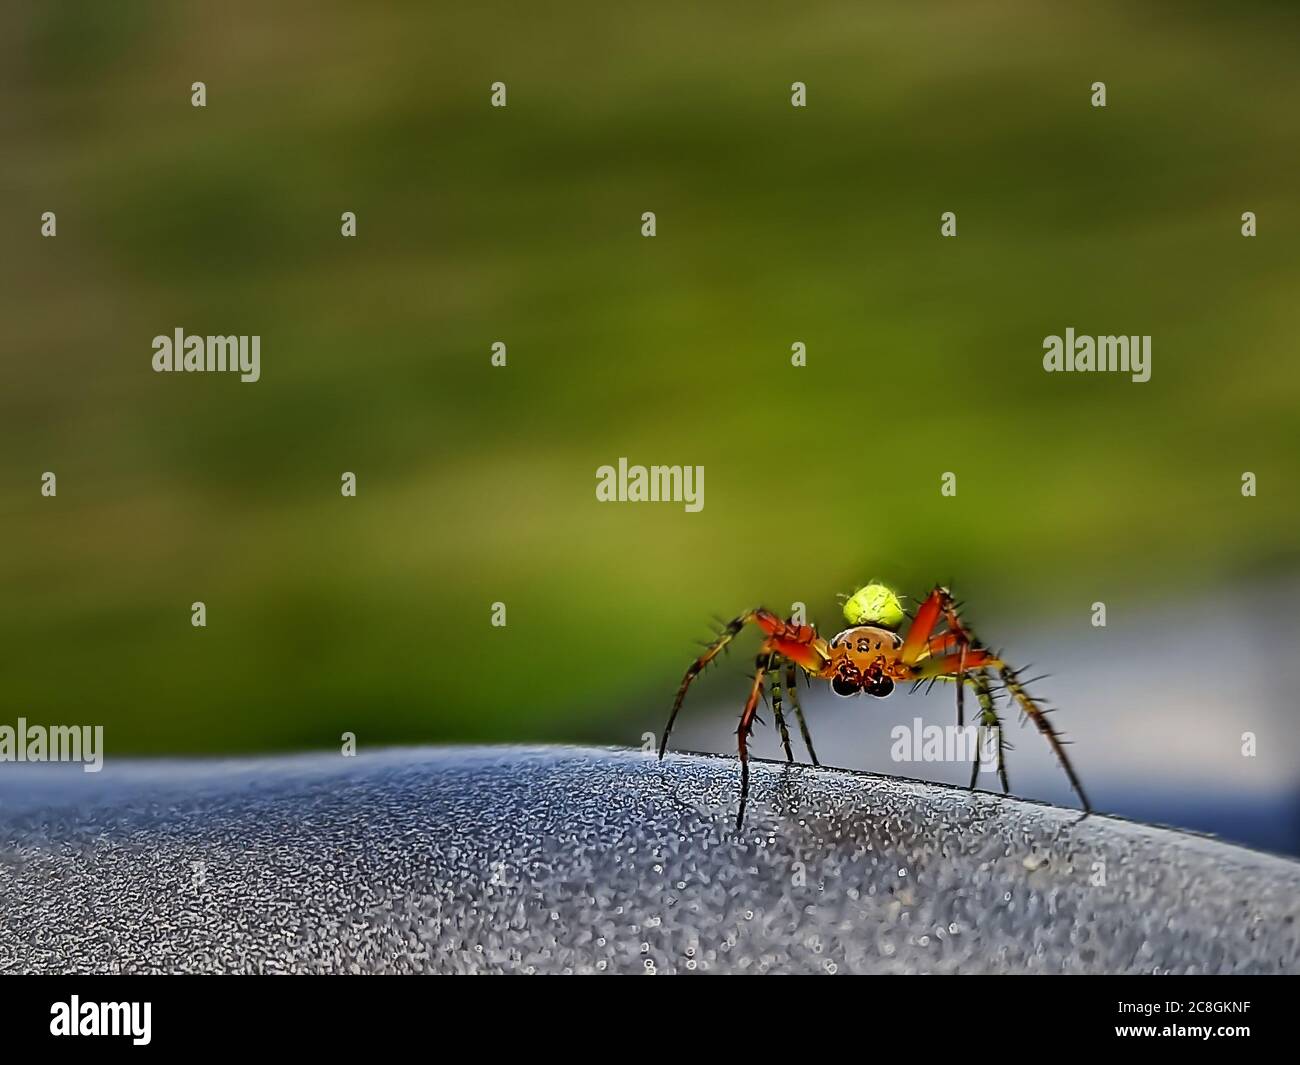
[[842, 583, 905, 631]]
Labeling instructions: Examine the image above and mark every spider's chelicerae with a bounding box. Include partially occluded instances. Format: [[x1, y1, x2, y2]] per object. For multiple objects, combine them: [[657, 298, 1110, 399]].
[[658, 583, 1090, 828]]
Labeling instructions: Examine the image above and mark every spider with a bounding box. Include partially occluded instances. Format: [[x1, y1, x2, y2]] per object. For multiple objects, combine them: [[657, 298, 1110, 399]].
[[657, 582, 1090, 829]]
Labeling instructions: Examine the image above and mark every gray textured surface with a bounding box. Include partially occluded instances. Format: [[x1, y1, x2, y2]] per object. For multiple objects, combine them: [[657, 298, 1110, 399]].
[[1, 745, 1297, 974]]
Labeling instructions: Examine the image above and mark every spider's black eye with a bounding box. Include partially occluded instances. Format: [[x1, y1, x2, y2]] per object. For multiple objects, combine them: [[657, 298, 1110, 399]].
[[864, 677, 895, 698], [831, 675, 860, 698]]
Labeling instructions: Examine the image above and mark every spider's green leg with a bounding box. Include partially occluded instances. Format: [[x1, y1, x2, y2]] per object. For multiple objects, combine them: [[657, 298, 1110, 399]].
[[765, 653, 794, 763], [955, 643, 967, 727], [785, 660, 819, 766], [965, 668, 1008, 793], [943, 599, 979, 729], [999, 663, 1091, 814]]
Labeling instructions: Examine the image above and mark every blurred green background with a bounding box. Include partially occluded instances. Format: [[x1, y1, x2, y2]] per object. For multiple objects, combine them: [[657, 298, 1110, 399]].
[[2, 0, 1298, 760]]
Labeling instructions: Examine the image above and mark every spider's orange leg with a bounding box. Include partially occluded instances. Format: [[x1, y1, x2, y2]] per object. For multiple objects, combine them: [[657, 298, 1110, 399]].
[[926, 632, 964, 655], [915, 648, 999, 677], [899, 586, 951, 664], [904, 586, 981, 726], [659, 608, 829, 759], [735, 659, 769, 830], [658, 608, 759, 759]]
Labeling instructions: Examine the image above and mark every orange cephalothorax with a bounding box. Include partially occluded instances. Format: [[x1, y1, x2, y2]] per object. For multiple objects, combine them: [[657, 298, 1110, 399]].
[[826, 625, 907, 697]]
